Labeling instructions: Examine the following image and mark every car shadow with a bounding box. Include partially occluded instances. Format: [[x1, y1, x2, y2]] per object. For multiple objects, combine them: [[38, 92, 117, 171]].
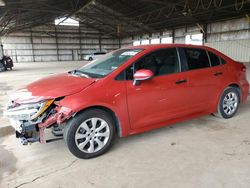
[[112, 98, 250, 152]]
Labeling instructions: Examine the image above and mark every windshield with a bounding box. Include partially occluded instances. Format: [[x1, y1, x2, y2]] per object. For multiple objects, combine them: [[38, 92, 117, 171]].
[[75, 49, 143, 78]]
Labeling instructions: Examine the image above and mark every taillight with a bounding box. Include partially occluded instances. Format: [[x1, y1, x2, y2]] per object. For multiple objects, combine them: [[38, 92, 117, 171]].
[[241, 66, 246, 72]]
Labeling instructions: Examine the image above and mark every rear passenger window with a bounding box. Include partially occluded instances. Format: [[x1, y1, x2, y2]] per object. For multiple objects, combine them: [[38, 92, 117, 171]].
[[208, 52, 221, 66], [220, 58, 226, 64], [183, 48, 210, 70]]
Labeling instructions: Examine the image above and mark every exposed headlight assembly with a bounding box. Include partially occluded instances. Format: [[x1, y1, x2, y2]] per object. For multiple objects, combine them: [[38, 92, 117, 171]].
[[4, 99, 54, 122], [30, 99, 54, 120]]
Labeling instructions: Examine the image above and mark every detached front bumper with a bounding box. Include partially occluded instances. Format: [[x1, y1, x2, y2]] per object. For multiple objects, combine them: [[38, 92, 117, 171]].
[[4, 101, 75, 145], [15, 121, 39, 145], [6, 118, 39, 145]]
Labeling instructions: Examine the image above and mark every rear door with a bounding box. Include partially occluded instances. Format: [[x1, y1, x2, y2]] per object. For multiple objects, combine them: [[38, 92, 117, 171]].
[[180, 47, 221, 112], [207, 50, 227, 106], [207, 50, 225, 84]]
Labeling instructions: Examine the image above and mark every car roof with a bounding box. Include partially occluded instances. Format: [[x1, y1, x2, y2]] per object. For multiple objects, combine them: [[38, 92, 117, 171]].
[[124, 43, 234, 62], [126, 44, 210, 50]]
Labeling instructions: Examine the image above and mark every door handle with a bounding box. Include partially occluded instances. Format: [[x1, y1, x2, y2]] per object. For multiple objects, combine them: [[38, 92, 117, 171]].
[[175, 79, 187, 84], [214, 72, 223, 76]]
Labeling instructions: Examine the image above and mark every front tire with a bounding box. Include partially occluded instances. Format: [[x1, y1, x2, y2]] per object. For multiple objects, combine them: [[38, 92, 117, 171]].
[[64, 109, 116, 159], [217, 87, 240, 119]]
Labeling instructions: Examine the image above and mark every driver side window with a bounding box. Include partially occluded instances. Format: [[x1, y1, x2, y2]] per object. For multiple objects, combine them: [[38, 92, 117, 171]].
[[126, 48, 180, 80]]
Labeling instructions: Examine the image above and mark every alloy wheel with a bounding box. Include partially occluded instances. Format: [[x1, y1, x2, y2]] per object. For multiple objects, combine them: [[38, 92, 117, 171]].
[[222, 92, 238, 115], [74, 118, 110, 153]]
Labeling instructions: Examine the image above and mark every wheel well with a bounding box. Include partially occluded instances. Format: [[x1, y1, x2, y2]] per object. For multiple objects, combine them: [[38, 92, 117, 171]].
[[228, 83, 241, 100], [76, 106, 122, 137], [228, 83, 239, 89]]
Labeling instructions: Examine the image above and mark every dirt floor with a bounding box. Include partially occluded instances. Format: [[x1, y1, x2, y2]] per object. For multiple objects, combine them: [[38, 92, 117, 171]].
[[0, 62, 250, 188]]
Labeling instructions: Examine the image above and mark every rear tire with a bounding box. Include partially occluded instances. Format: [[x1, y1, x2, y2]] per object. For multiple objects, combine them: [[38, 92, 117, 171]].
[[216, 87, 240, 119], [64, 109, 116, 159]]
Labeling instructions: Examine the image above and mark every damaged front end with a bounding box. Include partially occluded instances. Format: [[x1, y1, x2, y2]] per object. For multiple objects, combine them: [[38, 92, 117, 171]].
[[4, 97, 75, 145]]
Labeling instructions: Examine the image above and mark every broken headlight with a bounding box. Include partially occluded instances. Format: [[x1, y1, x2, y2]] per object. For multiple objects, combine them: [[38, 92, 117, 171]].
[[4, 99, 54, 121]]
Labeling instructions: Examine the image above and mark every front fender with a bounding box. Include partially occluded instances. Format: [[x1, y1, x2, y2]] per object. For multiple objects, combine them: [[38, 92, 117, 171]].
[[58, 81, 131, 137]]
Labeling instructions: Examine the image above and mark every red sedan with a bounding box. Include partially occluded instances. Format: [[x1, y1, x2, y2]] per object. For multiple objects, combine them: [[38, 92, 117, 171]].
[[4, 44, 249, 159]]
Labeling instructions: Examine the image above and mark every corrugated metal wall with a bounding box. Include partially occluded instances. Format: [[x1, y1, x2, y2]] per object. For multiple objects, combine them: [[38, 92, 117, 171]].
[[205, 18, 250, 62], [1, 17, 249, 62], [121, 17, 250, 62], [1, 24, 120, 62], [205, 40, 250, 62]]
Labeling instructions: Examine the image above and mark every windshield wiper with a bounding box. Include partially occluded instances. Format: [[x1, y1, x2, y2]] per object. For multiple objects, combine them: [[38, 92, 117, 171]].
[[69, 70, 91, 78]]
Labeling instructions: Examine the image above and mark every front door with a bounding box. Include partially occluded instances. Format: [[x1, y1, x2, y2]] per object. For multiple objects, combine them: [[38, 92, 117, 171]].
[[125, 48, 192, 130]]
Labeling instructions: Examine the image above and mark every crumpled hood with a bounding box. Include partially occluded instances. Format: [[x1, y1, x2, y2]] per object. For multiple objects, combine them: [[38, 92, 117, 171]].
[[12, 73, 96, 104]]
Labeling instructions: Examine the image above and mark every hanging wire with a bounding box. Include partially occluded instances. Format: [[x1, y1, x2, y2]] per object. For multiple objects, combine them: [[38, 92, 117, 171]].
[[144, 12, 153, 23], [214, 0, 223, 8], [187, 0, 201, 13], [151, 5, 176, 20], [134, 3, 176, 25], [235, 0, 245, 11], [201, 0, 213, 9], [165, 5, 176, 18], [182, 0, 189, 12], [155, 9, 163, 20]]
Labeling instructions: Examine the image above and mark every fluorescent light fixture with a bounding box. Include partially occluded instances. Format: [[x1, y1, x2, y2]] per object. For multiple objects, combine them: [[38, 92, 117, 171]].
[[0, 0, 6, 6], [54, 17, 79, 26]]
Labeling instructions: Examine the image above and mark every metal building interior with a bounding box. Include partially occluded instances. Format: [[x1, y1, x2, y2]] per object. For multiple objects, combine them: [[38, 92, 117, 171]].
[[0, 0, 249, 62], [0, 0, 250, 187]]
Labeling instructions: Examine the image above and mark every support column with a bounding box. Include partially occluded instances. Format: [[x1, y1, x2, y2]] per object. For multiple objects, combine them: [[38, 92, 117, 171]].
[[98, 35, 102, 51], [159, 31, 163, 44], [172, 29, 175, 44], [203, 24, 208, 45], [30, 28, 35, 62], [118, 37, 121, 48], [55, 26, 59, 61], [79, 25, 82, 60]]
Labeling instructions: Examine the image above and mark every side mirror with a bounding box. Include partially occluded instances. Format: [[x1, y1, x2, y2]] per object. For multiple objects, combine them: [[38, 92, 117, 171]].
[[133, 69, 154, 86]]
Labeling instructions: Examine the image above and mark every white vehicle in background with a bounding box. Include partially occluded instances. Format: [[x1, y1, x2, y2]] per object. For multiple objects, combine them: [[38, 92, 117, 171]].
[[83, 52, 106, 61]]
